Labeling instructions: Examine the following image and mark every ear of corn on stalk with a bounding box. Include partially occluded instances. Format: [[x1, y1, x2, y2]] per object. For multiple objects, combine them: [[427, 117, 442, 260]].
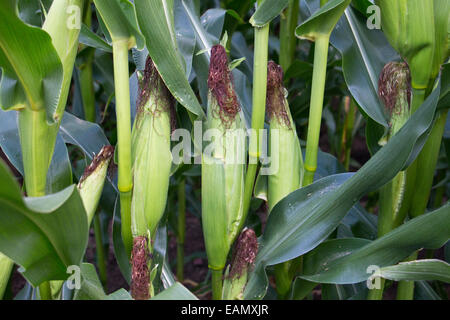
[[130, 57, 173, 299], [377, 61, 411, 235], [77, 145, 114, 225], [202, 45, 246, 272], [266, 61, 303, 212], [222, 228, 258, 300], [131, 57, 173, 239]]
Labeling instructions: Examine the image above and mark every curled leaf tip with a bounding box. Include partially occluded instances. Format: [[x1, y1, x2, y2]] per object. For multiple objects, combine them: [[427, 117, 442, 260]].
[[266, 61, 290, 127], [378, 61, 411, 114], [131, 236, 150, 300], [208, 44, 240, 126], [229, 228, 258, 279], [78, 145, 114, 185]]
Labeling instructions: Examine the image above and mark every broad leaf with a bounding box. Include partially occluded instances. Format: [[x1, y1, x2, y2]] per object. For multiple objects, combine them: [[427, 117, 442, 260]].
[[328, 3, 399, 126], [244, 80, 442, 299], [93, 0, 144, 49], [135, 0, 204, 117], [73, 263, 132, 300], [296, 0, 351, 40], [250, 0, 289, 27], [376, 259, 450, 283], [151, 282, 198, 300], [300, 206, 450, 284], [0, 0, 63, 121], [0, 160, 88, 287]]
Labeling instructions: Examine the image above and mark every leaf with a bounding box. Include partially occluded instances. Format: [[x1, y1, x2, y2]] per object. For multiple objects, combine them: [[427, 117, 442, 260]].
[[0, 160, 88, 287], [415, 280, 442, 300], [60, 112, 111, 162], [250, 0, 289, 27], [296, 0, 351, 40], [300, 205, 450, 284], [244, 80, 442, 299], [73, 263, 132, 300], [376, 259, 450, 283], [135, 0, 205, 117], [0, 0, 63, 121], [79, 23, 112, 53], [151, 282, 198, 300], [93, 0, 144, 49], [328, 3, 399, 126]]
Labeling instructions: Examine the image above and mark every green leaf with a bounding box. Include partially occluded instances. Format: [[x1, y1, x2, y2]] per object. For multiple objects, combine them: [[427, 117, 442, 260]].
[[135, 0, 205, 117], [300, 205, 450, 284], [0, 0, 63, 120], [79, 23, 112, 53], [296, 0, 351, 41], [244, 80, 441, 299], [250, 0, 289, 27], [377, 259, 450, 283], [0, 160, 88, 287], [93, 0, 144, 50], [74, 263, 132, 300], [328, 4, 399, 126], [151, 282, 198, 300]]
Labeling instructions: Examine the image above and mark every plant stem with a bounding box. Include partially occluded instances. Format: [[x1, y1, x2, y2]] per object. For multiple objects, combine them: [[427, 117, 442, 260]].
[[80, 1, 96, 123], [93, 213, 107, 287], [112, 39, 133, 257], [410, 109, 448, 218], [340, 97, 356, 171], [303, 35, 329, 186], [18, 108, 55, 299], [241, 22, 270, 231], [177, 179, 186, 282], [18, 109, 53, 197], [279, 0, 299, 72], [211, 269, 223, 300]]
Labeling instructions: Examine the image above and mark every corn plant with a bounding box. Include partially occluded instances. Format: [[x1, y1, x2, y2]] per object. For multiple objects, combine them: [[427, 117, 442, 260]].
[[0, 0, 448, 302]]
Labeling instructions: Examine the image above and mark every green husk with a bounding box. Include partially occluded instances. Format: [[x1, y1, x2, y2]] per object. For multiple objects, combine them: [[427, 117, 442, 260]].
[[201, 44, 246, 274], [222, 228, 258, 300], [131, 57, 173, 239], [376, 0, 435, 92], [266, 61, 303, 298], [266, 61, 303, 212], [77, 145, 114, 225]]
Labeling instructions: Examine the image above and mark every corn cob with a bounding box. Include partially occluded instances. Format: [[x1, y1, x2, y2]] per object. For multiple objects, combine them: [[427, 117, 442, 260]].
[[266, 61, 303, 212], [222, 228, 258, 300], [202, 44, 246, 299], [129, 56, 173, 299], [77, 145, 114, 225]]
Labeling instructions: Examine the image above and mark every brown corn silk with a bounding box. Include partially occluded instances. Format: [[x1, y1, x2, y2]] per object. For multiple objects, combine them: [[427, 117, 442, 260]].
[[131, 236, 150, 300], [266, 61, 291, 127], [208, 44, 240, 127], [229, 228, 258, 279], [378, 61, 411, 115]]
